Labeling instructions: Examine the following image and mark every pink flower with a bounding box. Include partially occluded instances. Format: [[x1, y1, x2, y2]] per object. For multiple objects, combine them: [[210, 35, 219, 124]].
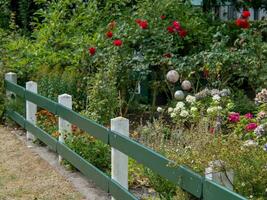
[[228, 112, 240, 123], [244, 113, 253, 119], [245, 123, 257, 132]]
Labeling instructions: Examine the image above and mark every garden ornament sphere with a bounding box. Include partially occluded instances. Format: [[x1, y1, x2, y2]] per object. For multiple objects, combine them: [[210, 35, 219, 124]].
[[181, 80, 192, 91], [166, 70, 179, 83], [174, 90, 185, 100]]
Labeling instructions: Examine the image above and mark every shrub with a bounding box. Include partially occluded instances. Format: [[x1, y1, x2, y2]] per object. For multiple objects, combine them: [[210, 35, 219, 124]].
[[65, 133, 111, 173], [232, 90, 257, 115], [138, 120, 267, 199]]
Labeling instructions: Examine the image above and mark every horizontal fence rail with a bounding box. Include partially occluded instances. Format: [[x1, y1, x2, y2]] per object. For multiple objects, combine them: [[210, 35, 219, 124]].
[[4, 78, 247, 200]]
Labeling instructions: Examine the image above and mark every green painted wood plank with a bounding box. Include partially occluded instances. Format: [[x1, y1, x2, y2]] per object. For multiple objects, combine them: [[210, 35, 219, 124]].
[[109, 179, 138, 200], [56, 142, 110, 192], [56, 104, 109, 144], [25, 90, 57, 114], [5, 80, 25, 98], [203, 179, 247, 200], [6, 110, 25, 128], [177, 166, 203, 198], [109, 131, 202, 198], [25, 121, 57, 152]]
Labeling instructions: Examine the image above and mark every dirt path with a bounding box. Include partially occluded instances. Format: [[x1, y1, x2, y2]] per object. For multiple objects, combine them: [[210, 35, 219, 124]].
[[0, 126, 83, 200]]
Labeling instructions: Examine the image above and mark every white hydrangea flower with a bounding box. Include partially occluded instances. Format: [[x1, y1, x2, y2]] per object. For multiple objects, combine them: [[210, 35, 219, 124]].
[[176, 102, 185, 109], [243, 140, 258, 147], [180, 110, 189, 117], [168, 107, 174, 113], [212, 94, 221, 101], [186, 95, 196, 104], [173, 107, 180, 113], [217, 106, 222, 111], [190, 107, 198, 112], [211, 89, 220, 96], [170, 112, 177, 118], [157, 107, 163, 113], [207, 107, 214, 114]]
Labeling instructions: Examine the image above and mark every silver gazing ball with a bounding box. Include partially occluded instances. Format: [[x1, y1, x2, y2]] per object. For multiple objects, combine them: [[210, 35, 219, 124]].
[[181, 80, 192, 91], [166, 70, 179, 83], [174, 90, 185, 100]]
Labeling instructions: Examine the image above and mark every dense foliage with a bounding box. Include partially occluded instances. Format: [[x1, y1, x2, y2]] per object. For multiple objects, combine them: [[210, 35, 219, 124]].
[[1, 0, 267, 199]]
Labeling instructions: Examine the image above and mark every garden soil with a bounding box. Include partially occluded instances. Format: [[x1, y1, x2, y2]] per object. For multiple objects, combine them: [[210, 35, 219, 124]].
[[0, 126, 109, 200]]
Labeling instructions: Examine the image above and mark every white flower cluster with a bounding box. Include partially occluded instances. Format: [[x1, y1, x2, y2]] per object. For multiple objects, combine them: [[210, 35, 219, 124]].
[[207, 106, 222, 114], [195, 88, 230, 100], [168, 101, 189, 118], [185, 95, 196, 104]]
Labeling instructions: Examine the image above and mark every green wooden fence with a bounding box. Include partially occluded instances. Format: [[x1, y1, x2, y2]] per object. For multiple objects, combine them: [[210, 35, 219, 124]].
[[4, 79, 247, 200]]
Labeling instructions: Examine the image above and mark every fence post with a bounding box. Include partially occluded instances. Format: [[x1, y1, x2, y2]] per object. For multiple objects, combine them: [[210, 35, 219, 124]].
[[205, 160, 234, 191], [111, 117, 129, 200], [26, 81, 37, 141], [5, 72, 17, 98], [58, 94, 72, 163]]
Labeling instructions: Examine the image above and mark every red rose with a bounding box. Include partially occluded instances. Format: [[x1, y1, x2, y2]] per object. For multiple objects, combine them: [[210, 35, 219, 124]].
[[242, 10, 251, 18], [106, 31, 113, 38], [236, 18, 250, 29], [167, 26, 175, 33], [135, 19, 142, 24], [139, 20, 148, 29], [89, 47, 96, 56], [113, 39, 123, 46], [161, 15, 166, 19], [178, 29, 187, 38], [173, 21, 181, 31], [245, 123, 257, 132]]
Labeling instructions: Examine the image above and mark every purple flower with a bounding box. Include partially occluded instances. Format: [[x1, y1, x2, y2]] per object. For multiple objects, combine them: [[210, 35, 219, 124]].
[[264, 144, 267, 152]]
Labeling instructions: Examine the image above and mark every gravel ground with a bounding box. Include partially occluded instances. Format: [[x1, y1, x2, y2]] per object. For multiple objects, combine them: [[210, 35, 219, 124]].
[[0, 126, 84, 200]]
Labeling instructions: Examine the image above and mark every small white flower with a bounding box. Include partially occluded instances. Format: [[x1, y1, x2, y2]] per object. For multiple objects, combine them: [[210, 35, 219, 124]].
[[186, 95, 196, 104], [157, 107, 163, 113], [180, 110, 189, 117], [243, 140, 258, 147], [207, 107, 214, 114], [211, 89, 220, 96], [176, 102, 185, 109], [168, 107, 174, 113], [174, 107, 180, 113], [190, 107, 198, 112], [217, 106, 222, 111], [170, 113, 177, 118], [212, 94, 221, 101]]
